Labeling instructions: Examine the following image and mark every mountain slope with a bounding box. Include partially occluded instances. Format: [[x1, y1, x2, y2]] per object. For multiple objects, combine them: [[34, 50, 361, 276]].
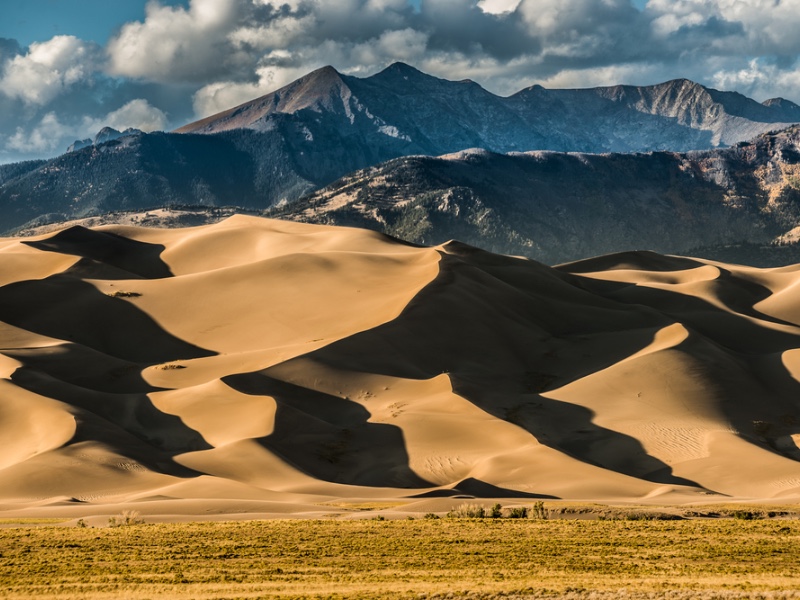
[[0, 130, 307, 233], [272, 126, 800, 264], [13, 125, 800, 266], [1, 216, 800, 510]]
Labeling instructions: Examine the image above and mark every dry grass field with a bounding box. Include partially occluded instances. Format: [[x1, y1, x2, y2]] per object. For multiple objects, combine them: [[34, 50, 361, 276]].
[[3, 512, 800, 600]]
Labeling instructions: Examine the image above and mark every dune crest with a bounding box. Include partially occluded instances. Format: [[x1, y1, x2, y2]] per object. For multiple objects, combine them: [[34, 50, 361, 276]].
[[1, 218, 800, 515]]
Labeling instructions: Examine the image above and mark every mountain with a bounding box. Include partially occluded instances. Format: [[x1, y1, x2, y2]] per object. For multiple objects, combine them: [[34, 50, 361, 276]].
[[177, 63, 543, 155], [2, 63, 799, 235], [272, 126, 800, 265], [2, 216, 800, 510], [179, 63, 800, 153], [66, 127, 144, 153], [0, 159, 46, 186], [0, 127, 322, 233], [13, 126, 800, 266]]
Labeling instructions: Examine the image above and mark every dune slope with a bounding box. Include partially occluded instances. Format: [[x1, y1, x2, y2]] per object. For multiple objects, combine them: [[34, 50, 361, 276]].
[[1, 216, 800, 513]]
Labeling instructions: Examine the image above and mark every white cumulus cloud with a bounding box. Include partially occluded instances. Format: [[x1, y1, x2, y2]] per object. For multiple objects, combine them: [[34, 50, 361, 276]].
[[0, 36, 100, 105], [6, 100, 167, 156], [478, 0, 522, 15], [7, 113, 74, 153], [86, 99, 168, 133], [710, 58, 800, 101], [107, 0, 243, 82]]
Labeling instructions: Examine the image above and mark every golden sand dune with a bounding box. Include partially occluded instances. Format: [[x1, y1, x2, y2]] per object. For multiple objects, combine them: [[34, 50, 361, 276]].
[[1, 216, 800, 516]]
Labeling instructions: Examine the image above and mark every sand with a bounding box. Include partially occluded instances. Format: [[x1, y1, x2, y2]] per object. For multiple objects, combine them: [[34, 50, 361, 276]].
[[1, 217, 800, 519]]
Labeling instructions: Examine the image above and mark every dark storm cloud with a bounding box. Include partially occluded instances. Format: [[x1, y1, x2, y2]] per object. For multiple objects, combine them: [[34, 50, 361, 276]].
[[417, 1, 540, 60]]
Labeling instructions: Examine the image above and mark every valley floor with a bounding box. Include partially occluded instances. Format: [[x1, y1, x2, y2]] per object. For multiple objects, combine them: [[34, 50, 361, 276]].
[[3, 514, 800, 599]]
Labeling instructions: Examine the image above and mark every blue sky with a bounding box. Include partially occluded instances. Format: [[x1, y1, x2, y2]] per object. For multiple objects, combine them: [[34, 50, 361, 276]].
[[0, 0, 798, 164], [1, 0, 188, 46]]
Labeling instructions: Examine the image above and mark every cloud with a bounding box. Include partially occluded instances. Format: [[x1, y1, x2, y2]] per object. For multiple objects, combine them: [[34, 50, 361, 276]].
[[98, 0, 800, 102], [193, 76, 269, 117], [646, 0, 800, 55], [710, 57, 800, 101], [6, 112, 73, 153], [107, 0, 243, 82], [193, 27, 430, 117], [478, 0, 522, 15], [6, 99, 167, 156], [0, 35, 101, 105], [88, 99, 168, 133]]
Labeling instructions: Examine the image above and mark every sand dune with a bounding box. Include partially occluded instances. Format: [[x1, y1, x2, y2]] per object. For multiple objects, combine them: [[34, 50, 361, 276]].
[[1, 216, 800, 516]]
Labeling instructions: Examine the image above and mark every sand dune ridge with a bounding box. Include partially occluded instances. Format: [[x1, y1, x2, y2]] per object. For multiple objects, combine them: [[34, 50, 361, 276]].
[[1, 216, 800, 513]]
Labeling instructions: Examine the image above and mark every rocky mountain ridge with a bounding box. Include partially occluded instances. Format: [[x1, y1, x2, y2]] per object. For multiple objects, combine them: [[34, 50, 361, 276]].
[[179, 62, 800, 153], [270, 126, 800, 264], [66, 127, 143, 153]]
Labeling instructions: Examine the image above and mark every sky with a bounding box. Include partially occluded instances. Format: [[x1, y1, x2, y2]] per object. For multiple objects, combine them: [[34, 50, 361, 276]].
[[1, 0, 799, 164]]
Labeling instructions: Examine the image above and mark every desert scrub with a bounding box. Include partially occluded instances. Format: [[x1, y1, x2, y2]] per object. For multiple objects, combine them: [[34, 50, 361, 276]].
[[107, 290, 142, 298], [107, 510, 144, 527], [506, 506, 529, 519], [447, 503, 486, 518], [1, 519, 800, 599]]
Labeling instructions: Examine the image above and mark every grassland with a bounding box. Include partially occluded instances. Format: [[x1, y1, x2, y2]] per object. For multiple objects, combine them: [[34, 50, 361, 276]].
[[2, 515, 800, 599]]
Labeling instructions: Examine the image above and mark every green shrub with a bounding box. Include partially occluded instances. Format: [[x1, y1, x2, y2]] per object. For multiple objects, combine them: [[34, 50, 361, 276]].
[[732, 510, 759, 521], [507, 507, 528, 519]]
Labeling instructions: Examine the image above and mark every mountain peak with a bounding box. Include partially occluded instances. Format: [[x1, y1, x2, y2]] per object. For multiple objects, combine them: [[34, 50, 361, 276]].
[[67, 127, 141, 153], [369, 62, 441, 86], [656, 78, 708, 94], [762, 97, 800, 111], [380, 62, 424, 77], [176, 64, 350, 134], [280, 64, 349, 105], [94, 127, 122, 144], [760, 97, 800, 123], [303, 64, 343, 83], [662, 77, 700, 86]]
